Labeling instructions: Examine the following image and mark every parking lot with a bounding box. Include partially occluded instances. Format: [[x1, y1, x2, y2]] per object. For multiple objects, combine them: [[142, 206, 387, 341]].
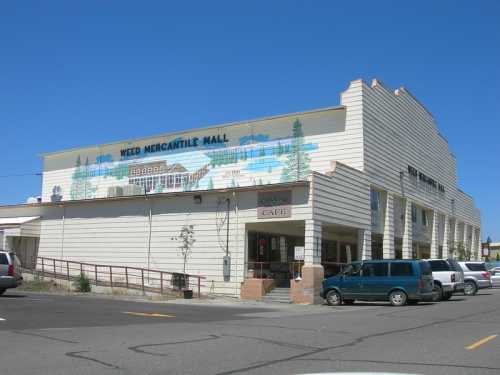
[[1, 288, 499, 375]]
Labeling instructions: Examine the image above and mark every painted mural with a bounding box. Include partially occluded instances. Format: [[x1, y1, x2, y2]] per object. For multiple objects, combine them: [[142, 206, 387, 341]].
[[52, 119, 319, 201]]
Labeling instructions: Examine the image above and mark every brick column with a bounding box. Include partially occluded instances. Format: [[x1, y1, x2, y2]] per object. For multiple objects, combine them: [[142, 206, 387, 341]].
[[383, 193, 395, 259], [402, 199, 413, 259], [430, 210, 439, 259], [291, 220, 324, 304]]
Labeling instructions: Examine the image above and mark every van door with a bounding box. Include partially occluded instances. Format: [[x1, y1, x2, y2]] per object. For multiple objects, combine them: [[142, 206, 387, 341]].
[[360, 262, 390, 298], [341, 263, 363, 299]]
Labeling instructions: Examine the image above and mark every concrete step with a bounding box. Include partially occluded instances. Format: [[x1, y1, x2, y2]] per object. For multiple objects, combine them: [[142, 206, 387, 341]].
[[262, 287, 292, 303]]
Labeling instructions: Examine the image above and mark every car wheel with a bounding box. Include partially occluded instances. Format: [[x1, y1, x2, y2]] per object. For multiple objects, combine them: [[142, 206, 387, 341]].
[[326, 290, 342, 306], [464, 281, 477, 296], [441, 292, 452, 301], [343, 299, 355, 305], [0, 289, 5, 296], [389, 290, 407, 306], [432, 284, 443, 302]]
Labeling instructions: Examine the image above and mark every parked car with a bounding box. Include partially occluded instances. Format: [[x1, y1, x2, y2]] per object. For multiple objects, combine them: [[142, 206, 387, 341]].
[[489, 267, 500, 287], [457, 261, 492, 295], [424, 259, 464, 301], [0, 251, 23, 295], [320, 260, 434, 307]]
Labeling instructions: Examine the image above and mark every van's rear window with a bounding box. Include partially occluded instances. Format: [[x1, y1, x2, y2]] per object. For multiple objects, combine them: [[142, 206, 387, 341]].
[[465, 263, 486, 271], [428, 260, 450, 271]]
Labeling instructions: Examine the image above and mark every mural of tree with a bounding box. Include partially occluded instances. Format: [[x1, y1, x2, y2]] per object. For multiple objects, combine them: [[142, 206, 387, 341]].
[[281, 119, 311, 182], [70, 155, 97, 200], [207, 177, 214, 190]]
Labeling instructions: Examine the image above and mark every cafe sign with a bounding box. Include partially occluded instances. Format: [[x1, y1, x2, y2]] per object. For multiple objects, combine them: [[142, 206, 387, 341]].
[[257, 190, 292, 219]]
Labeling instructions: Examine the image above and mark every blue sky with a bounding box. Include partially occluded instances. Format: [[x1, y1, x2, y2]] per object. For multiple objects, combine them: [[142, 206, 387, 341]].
[[0, 1, 499, 240]]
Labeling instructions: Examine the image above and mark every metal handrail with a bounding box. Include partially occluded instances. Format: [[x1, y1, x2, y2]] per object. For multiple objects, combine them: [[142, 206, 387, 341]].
[[33, 256, 205, 297]]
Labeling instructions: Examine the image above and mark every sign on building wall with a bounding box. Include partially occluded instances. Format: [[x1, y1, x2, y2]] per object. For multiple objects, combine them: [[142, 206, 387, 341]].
[[294, 246, 305, 261], [257, 190, 292, 219], [43, 109, 349, 202]]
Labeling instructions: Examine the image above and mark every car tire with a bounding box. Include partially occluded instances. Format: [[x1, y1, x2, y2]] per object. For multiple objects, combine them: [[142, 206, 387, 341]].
[[0, 289, 5, 296], [325, 290, 342, 306], [464, 281, 477, 296], [432, 284, 443, 302], [441, 292, 452, 301], [389, 290, 407, 306], [343, 299, 355, 305]]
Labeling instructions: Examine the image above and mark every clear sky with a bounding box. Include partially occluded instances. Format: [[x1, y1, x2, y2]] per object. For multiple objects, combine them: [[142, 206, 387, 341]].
[[0, 1, 499, 240]]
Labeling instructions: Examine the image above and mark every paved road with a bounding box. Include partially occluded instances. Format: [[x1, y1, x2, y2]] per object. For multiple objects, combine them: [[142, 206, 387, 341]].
[[1, 288, 499, 375]]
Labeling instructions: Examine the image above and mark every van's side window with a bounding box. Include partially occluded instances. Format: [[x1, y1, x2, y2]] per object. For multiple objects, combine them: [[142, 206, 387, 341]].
[[391, 262, 413, 276], [362, 262, 388, 277]]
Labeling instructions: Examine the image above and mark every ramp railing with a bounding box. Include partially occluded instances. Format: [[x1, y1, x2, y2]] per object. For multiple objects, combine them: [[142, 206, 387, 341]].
[[24, 256, 205, 297]]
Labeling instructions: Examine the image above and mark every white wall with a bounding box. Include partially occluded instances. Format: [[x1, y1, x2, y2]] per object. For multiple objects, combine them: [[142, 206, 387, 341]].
[[37, 185, 313, 296], [356, 79, 480, 228]]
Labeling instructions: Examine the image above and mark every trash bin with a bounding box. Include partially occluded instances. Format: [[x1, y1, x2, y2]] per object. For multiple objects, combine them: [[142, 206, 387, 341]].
[[183, 290, 193, 299]]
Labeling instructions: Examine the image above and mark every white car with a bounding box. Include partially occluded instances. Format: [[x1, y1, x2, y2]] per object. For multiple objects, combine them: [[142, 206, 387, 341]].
[[490, 267, 500, 287], [424, 259, 465, 301]]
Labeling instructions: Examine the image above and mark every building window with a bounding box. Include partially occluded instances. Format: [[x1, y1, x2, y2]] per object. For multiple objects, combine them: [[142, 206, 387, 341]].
[[370, 189, 380, 211], [411, 203, 417, 223], [422, 209, 428, 226]]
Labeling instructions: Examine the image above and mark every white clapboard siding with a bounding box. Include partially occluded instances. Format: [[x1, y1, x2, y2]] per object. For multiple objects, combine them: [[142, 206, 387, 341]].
[[35, 185, 312, 296], [360, 79, 480, 228], [311, 162, 371, 229]]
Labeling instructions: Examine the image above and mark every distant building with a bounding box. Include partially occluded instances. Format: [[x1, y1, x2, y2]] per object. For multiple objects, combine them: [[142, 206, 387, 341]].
[[482, 242, 500, 260]]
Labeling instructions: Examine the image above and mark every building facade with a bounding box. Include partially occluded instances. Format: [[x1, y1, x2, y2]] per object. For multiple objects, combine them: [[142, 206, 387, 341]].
[[0, 79, 481, 303]]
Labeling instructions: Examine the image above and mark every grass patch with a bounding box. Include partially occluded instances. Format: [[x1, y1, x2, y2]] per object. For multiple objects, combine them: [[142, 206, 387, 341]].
[[18, 278, 66, 293]]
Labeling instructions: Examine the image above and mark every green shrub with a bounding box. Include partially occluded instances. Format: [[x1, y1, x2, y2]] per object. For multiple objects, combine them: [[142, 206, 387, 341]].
[[74, 273, 91, 293]]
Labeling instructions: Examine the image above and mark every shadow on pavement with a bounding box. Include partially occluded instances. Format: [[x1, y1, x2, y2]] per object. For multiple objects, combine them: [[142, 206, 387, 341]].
[[0, 294, 27, 299]]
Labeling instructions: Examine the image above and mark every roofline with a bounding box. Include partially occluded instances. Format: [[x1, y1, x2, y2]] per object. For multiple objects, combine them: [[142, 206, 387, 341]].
[[0, 181, 309, 210], [39, 105, 345, 158]]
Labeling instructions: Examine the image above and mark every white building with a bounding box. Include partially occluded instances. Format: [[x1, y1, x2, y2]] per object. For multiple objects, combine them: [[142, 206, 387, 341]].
[[0, 79, 481, 303]]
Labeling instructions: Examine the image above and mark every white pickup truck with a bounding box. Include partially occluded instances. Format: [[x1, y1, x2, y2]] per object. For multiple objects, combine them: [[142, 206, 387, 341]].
[[424, 259, 465, 301]]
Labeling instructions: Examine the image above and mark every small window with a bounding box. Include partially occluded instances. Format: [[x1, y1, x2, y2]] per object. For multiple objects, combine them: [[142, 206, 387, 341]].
[[0, 253, 8, 265], [422, 210, 428, 226], [362, 262, 388, 277], [411, 204, 417, 223], [465, 263, 486, 271], [391, 262, 414, 276], [419, 261, 432, 276], [370, 189, 380, 211], [428, 260, 450, 272]]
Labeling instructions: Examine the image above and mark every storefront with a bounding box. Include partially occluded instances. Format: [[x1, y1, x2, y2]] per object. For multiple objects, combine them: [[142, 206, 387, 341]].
[[0, 78, 482, 303]]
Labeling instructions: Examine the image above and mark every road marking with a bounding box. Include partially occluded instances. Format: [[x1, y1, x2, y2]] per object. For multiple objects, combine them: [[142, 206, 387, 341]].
[[123, 311, 175, 318], [466, 334, 498, 350], [0, 317, 5, 321]]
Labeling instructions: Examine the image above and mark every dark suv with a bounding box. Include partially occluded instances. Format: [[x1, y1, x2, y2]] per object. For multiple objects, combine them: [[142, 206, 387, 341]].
[[320, 260, 434, 306], [0, 251, 23, 295]]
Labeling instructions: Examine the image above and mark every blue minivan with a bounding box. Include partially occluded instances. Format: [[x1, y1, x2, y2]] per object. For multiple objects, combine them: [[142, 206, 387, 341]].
[[320, 260, 434, 306]]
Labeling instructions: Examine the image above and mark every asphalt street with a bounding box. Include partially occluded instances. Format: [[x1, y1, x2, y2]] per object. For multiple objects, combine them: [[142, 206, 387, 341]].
[[1, 288, 499, 375]]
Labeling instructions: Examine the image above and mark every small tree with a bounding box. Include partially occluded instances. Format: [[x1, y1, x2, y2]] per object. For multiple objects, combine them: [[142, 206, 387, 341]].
[[456, 242, 472, 261], [179, 225, 196, 289], [496, 253, 500, 262]]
